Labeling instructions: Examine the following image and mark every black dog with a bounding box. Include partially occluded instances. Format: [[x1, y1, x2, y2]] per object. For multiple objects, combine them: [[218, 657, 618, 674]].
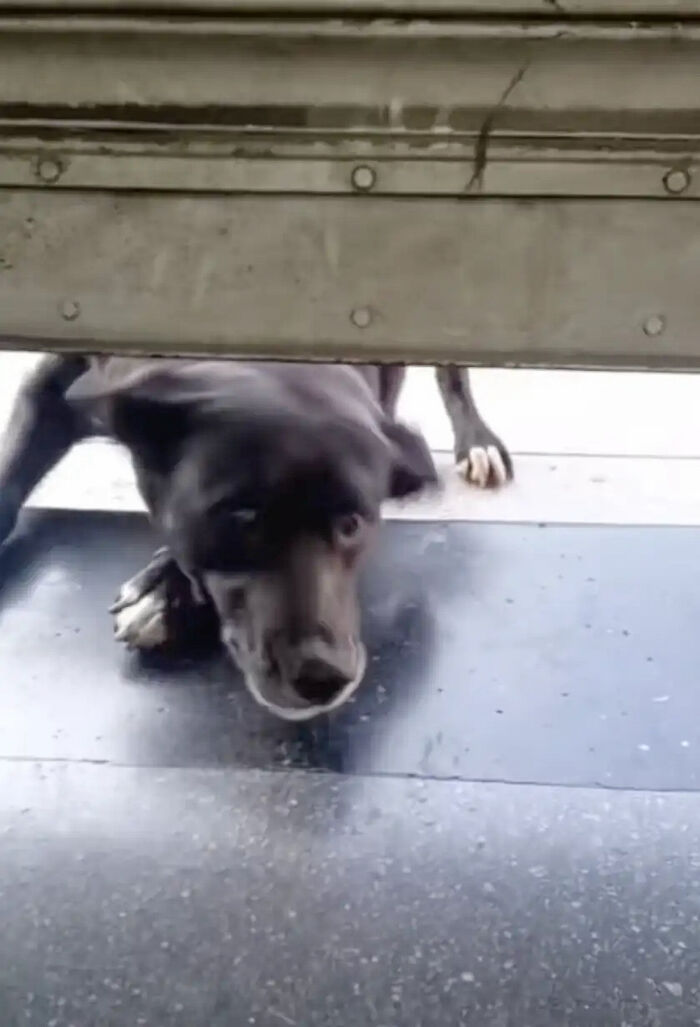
[[0, 356, 510, 720]]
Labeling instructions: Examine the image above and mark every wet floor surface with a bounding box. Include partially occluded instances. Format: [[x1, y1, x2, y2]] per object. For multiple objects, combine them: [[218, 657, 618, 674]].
[[1, 510, 700, 1026]]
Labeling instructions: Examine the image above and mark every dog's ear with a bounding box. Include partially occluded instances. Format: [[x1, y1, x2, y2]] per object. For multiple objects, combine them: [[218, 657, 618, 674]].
[[69, 371, 196, 471], [383, 420, 438, 499], [110, 389, 194, 471]]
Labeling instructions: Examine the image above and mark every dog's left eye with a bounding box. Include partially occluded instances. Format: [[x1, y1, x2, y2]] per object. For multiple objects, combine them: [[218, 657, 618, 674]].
[[335, 513, 363, 542]]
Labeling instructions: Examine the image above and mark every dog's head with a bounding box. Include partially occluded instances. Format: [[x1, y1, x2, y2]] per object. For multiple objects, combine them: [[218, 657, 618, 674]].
[[77, 362, 437, 719]]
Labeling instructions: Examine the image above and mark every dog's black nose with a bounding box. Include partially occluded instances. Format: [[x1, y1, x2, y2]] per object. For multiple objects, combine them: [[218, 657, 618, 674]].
[[293, 657, 352, 705]]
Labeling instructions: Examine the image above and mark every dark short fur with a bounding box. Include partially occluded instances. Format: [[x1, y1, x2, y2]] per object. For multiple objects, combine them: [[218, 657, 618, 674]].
[[0, 356, 510, 719]]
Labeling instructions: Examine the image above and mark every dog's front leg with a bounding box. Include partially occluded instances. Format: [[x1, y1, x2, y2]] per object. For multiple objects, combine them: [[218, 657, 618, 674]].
[[0, 354, 89, 542], [435, 366, 512, 488]]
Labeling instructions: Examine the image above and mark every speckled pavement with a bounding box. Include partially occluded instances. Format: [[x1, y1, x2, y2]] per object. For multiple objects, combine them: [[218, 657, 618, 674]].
[[1, 509, 700, 1026]]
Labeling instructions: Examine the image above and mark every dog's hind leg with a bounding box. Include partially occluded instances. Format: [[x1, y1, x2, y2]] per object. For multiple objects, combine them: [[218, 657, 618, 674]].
[[435, 366, 512, 489], [0, 353, 89, 543], [377, 366, 407, 420]]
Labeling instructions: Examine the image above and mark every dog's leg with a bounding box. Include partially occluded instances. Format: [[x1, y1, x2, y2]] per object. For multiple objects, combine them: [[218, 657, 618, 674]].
[[435, 366, 512, 488], [377, 366, 407, 420], [0, 354, 89, 542], [111, 547, 215, 652]]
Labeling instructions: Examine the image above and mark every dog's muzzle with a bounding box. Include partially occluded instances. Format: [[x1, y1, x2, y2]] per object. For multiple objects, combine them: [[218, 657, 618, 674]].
[[221, 625, 366, 721]]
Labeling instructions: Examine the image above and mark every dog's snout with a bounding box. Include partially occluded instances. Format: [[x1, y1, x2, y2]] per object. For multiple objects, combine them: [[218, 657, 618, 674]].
[[292, 655, 353, 704], [277, 633, 359, 707]]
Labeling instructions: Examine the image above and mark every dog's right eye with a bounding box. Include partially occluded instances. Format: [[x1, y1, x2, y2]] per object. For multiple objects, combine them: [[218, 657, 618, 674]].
[[232, 508, 257, 526], [210, 502, 258, 527]]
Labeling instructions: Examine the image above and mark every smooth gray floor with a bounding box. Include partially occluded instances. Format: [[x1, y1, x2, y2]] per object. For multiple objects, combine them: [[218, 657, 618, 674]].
[[1, 511, 700, 1026]]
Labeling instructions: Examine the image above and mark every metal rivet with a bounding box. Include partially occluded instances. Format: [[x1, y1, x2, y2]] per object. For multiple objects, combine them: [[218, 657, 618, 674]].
[[36, 157, 63, 185], [663, 168, 691, 195], [60, 299, 81, 322], [351, 306, 372, 329], [351, 165, 376, 192], [643, 314, 665, 337]]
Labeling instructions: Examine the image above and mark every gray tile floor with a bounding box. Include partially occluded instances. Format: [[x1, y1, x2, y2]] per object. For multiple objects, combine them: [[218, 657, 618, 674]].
[[2, 511, 700, 1025]]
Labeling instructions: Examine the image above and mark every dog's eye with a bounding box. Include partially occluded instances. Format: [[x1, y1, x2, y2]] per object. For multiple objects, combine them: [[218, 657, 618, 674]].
[[210, 502, 258, 527], [232, 508, 257, 526], [335, 513, 363, 542]]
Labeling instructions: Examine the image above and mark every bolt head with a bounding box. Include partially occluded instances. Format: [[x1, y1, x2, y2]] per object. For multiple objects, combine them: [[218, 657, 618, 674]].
[[351, 165, 376, 192], [351, 306, 372, 329], [663, 168, 691, 195], [643, 314, 665, 337], [37, 158, 63, 184], [60, 299, 81, 322]]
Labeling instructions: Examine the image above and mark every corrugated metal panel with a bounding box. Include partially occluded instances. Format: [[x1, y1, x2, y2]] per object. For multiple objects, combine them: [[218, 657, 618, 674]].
[[0, 14, 698, 366], [1, 192, 698, 368], [0, 18, 698, 199]]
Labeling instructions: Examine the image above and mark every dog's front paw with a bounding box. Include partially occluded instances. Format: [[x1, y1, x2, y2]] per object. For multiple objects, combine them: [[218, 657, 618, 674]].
[[110, 549, 194, 651], [456, 430, 512, 490], [111, 549, 217, 654], [113, 586, 169, 649]]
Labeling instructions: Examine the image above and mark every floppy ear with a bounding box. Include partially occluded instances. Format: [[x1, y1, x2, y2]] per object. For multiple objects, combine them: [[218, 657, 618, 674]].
[[111, 390, 194, 471], [383, 420, 438, 499], [69, 371, 195, 472]]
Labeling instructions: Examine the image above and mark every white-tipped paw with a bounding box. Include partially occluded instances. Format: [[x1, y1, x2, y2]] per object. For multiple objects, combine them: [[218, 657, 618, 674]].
[[113, 588, 169, 650], [457, 445, 510, 489]]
